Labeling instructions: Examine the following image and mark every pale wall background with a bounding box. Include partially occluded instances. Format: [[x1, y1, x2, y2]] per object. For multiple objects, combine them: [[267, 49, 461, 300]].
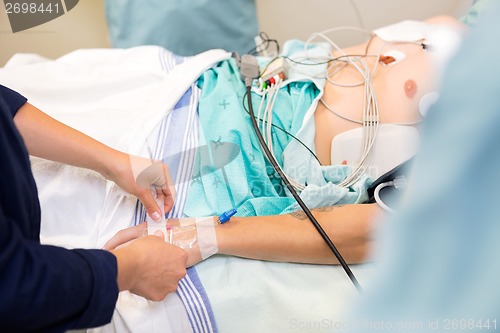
[[1, 0, 472, 66], [0, 0, 110, 65]]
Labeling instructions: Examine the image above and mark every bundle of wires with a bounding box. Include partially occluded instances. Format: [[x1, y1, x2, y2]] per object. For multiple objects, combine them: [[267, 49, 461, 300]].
[[239, 54, 363, 292], [242, 13, 429, 292], [289, 25, 423, 186], [252, 75, 306, 191], [305, 26, 381, 188], [252, 26, 384, 189]]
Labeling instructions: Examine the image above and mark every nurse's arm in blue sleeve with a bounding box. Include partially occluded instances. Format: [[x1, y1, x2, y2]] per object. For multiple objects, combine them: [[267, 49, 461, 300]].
[[0, 205, 118, 331], [12, 101, 173, 221], [0, 206, 188, 330]]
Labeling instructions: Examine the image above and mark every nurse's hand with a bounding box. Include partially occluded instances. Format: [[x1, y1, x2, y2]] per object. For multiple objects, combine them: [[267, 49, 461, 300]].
[[12, 102, 174, 221], [104, 222, 204, 267], [106, 153, 176, 222], [111, 232, 188, 301]]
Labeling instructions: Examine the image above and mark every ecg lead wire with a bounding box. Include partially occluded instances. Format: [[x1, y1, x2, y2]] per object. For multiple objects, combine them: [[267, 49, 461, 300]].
[[244, 81, 362, 292]]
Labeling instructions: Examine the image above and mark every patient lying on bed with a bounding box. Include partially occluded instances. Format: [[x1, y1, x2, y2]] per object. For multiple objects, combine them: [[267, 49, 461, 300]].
[[0, 15, 464, 333], [103, 15, 464, 267]]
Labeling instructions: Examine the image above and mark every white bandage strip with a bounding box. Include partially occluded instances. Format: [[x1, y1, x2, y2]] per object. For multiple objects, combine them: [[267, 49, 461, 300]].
[[195, 217, 218, 260]]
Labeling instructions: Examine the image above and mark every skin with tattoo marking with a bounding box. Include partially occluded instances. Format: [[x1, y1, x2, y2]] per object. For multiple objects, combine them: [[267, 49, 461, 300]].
[[290, 205, 343, 220]]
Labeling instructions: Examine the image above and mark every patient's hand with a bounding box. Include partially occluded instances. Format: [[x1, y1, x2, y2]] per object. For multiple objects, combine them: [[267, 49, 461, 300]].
[[104, 221, 206, 267], [103, 223, 147, 251]]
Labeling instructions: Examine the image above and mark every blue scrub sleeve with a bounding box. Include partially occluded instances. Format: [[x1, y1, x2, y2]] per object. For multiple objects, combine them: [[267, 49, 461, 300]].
[[0, 84, 119, 331], [461, 0, 495, 26], [347, 3, 500, 329], [0, 84, 28, 116], [0, 207, 119, 332]]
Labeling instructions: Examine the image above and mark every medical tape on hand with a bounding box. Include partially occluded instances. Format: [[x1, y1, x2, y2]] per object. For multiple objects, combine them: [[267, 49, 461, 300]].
[[195, 217, 218, 260]]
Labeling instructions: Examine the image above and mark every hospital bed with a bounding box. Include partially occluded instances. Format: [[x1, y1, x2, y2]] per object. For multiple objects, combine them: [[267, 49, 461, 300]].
[[0, 45, 380, 333], [1, 7, 475, 328]]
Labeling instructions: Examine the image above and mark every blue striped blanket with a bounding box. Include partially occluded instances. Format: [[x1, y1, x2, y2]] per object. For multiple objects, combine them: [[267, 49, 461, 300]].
[[132, 51, 217, 333]]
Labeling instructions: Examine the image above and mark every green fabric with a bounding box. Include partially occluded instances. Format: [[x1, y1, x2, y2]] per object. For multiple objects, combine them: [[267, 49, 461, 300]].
[[184, 59, 319, 217]]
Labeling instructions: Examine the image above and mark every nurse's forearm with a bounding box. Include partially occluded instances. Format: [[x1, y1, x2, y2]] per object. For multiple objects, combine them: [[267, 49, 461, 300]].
[[216, 203, 380, 264], [14, 102, 176, 221], [13, 102, 125, 178]]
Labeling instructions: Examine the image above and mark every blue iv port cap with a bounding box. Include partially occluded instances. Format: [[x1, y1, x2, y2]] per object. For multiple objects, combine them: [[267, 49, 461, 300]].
[[218, 209, 237, 223]]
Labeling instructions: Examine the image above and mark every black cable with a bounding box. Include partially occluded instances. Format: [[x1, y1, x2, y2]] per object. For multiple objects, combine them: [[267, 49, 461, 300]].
[[244, 85, 362, 292], [247, 32, 280, 56], [241, 90, 321, 165], [283, 53, 378, 67]]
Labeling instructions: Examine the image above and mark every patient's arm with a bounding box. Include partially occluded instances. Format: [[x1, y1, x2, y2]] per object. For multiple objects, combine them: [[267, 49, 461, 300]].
[[104, 203, 381, 266], [217, 203, 379, 265], [13, 102, 174, 220]]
